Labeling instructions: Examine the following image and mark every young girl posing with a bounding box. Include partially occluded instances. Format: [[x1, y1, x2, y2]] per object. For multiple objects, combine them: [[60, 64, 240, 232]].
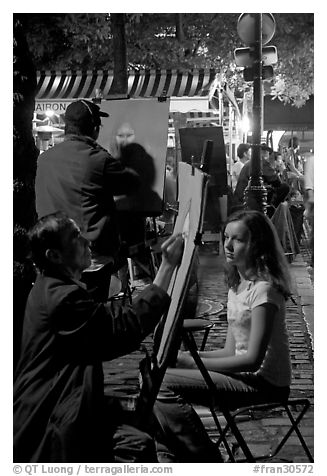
[[154, 209, 292, 462]]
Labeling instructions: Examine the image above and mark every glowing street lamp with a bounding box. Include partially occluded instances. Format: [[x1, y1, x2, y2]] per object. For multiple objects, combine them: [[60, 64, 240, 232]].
[[45, 110, 55, 118], [241, 115, 250, 133]]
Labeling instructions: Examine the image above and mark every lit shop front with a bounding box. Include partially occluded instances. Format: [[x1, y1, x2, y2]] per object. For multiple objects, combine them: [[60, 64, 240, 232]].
[[33, 100, 72, 152]]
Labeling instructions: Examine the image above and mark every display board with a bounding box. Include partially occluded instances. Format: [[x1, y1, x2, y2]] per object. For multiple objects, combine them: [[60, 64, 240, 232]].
[[98, 98, 170, 216], [179, 126, 228, 232], [179, 126, 228, 195]]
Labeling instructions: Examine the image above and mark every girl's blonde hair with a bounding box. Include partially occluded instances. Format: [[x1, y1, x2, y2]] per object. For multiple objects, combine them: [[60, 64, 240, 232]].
[[223, 209, 291, 298]]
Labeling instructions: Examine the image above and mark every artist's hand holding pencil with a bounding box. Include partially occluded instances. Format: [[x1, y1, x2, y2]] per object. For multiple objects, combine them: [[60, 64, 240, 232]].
[[153, 233, 184, 292], [160, 233, 184, 267]]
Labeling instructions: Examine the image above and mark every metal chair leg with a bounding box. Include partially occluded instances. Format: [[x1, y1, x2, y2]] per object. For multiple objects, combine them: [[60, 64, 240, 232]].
[[215, 400, 313, 462], [276, 401, 313, 462], [200, 328, 211, 351], [183, 319, 214, 351]]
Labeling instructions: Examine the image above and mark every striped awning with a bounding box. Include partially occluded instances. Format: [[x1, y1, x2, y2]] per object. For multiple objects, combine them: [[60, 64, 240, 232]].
[[36, 69, 219, 100]]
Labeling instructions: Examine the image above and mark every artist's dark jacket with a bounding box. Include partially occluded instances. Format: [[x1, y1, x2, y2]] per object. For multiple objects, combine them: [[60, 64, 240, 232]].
[[13, 272, 170, 462], [35, 135, 140, 258]]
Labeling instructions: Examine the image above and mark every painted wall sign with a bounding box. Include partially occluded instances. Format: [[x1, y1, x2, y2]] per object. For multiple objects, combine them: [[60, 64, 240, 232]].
[[35, 100, 72, 114]]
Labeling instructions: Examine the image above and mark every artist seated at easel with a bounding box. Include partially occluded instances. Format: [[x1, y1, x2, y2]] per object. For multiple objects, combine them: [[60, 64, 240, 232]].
[[14, 212, 184, 463]]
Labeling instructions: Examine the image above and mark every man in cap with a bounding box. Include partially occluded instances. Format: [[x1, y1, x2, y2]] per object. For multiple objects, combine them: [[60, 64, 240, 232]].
[[35, 99, 140, 301], [233, 143, 290, 214]]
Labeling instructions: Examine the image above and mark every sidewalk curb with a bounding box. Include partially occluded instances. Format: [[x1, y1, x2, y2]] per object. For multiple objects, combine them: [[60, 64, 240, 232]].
[[290, 255, 314, 348]]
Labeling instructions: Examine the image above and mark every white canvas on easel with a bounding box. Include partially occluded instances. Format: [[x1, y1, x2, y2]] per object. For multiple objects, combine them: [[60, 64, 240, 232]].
[[156, 162, 208, 367]]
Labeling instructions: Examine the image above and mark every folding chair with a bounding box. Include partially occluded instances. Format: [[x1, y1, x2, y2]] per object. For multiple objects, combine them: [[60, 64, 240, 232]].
[[215, 399, 313, 462], [182, 329, 314, 463]]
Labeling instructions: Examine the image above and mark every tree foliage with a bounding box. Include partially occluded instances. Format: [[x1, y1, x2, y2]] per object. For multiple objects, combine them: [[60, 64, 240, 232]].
[[270, 14, 314, 107], [20, 13, 112, 69], [20, 13, 313, 106]]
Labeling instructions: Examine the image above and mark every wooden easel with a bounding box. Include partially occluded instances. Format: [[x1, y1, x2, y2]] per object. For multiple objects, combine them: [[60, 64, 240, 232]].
[[133, 154, 210, 428]]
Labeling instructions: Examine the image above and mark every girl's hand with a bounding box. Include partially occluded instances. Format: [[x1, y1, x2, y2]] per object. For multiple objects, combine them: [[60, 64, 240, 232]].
[[175, 350, 196, 369]]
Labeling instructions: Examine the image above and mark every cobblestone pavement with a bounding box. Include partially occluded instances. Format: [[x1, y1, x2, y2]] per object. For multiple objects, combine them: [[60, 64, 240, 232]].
[[103, 245, 314, 463]]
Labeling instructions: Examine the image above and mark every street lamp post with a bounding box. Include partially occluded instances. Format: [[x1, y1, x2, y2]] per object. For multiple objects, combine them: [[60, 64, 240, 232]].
[[244, 14, 267, 213], [235, 13, 277, 213]]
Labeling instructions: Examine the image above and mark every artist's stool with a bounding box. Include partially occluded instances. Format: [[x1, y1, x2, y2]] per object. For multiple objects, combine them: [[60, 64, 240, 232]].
[[183, 318, 214, 351]]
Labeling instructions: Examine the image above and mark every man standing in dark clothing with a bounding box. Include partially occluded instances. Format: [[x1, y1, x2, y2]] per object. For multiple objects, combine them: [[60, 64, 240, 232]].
[[35, 100, 140, 300], [14, 212, 184, 463], [231, 143, 251, 190]]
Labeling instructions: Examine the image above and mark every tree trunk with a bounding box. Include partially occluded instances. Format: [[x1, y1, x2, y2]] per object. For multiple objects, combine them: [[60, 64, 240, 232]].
[[110, 13, 128, 95], [175, 13, 185, 42], [13, 15, 39, 369]]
